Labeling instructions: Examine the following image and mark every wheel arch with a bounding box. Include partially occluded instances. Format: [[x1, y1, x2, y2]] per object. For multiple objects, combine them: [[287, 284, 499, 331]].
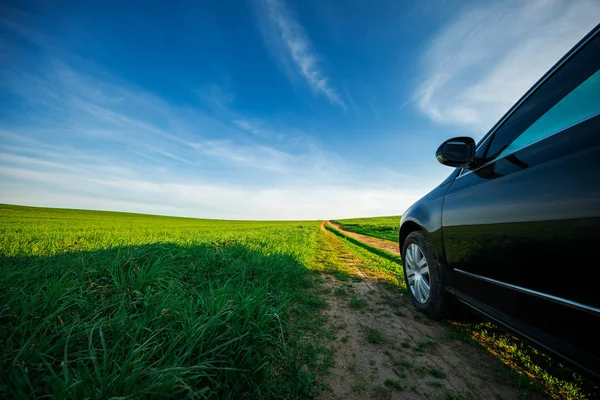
[[399, 220, 424, 256]]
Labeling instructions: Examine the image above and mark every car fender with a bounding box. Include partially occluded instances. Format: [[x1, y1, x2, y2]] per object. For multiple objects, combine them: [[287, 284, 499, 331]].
[[399, 180, 455, 265]]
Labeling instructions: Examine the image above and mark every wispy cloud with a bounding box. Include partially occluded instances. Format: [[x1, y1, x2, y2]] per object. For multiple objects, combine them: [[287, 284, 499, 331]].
[[196, 83, 235, 112], [256, 0, 346, 109], [0, 19, 427, 219], [232, 119, 268, 138], [414, 0, 600, 136], [0, 156, 422, 220], [0, 124, 424, 219], [1, 61, 315, 177]]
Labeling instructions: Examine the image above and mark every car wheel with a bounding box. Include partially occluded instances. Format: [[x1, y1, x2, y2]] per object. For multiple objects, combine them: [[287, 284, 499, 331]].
[[402, 231, 448, 319]]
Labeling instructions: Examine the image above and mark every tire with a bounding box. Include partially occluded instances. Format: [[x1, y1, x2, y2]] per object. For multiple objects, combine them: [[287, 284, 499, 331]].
[[402, 231, 448, 319]]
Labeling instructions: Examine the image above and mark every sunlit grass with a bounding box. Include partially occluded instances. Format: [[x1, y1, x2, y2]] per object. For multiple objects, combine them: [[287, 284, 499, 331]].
[[449, 322, 598, 399], [332, 215, 401, 242], [324, 225, 404, 289]]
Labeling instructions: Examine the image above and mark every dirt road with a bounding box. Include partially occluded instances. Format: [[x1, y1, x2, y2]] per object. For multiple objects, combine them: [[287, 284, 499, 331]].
[[317, 222, 537, 399], [327, 221, 400, 256]]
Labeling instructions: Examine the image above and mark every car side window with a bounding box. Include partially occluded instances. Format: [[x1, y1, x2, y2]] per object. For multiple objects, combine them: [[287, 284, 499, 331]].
[[497, 70, 600, 159], [483, 30, 600, 163]]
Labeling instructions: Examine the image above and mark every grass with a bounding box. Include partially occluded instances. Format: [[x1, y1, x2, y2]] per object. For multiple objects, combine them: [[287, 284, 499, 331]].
[[384, 379, 403, 391], [393, 368, 407, 378], [426, 381, 444, 388], [449, 321, 599, 399], [393, 359, 413, 370], [332, 216, 401, 243], [312, 223, 406, 294], [325, 224, 400, 264], [413, 339, 436, 354], [0, 204, 332, 398], [4, 206, 595, 399], [333, 286, 350, 297], [444, 391, 475, 400], [351, 382, 367, 394], [347, 296, 368, 309], [364, 327, 386, 345], [416, 340, 436, 350], [322, 226, 405, 290], [427, 367, 446, 379]]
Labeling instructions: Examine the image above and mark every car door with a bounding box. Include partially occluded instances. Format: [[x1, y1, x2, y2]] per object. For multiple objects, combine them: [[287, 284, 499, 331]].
[[442, 27, 600, 374]]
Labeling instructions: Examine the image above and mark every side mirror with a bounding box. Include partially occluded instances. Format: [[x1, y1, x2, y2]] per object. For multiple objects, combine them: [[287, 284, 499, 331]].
[[435, 136, 476, 169]]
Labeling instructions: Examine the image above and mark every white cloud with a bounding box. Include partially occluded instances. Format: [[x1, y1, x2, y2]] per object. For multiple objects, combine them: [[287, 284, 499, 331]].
[[232, 119, 268, 138], [0, 158, 422, 220], [0, 40, 429, 219], [257, 0, 346, 109], [415, 0, 600, 136], [196, 83, 235, 111], [1, 59, 299, 174], [0, 15, 447, 220]]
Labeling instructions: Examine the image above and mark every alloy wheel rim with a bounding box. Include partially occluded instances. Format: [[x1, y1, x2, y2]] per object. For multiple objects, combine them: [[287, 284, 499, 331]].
[[405, 243, 431, 303]]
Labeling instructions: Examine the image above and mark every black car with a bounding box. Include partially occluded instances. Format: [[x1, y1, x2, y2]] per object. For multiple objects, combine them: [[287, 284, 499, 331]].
[[399, 24, 600, 378]]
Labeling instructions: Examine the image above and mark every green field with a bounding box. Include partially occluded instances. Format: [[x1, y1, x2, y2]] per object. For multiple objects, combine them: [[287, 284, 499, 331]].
[[332, 216, 401, 242], [2, 205, 594, 399], [0, 204, 332, 398]]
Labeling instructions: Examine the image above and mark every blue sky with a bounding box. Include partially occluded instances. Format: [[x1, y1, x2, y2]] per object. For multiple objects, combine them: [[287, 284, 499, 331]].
[[1, 0, 598, 219]]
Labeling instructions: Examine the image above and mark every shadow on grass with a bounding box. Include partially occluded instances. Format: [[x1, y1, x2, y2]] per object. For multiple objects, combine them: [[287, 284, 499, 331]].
[[0, 242, 332, 399], [325, 225, 402, 266]]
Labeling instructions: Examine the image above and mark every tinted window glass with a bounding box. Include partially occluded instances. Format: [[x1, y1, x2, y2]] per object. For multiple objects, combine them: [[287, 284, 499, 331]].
[[497, 70, 600, 158], [484, 29, 600, 162]]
